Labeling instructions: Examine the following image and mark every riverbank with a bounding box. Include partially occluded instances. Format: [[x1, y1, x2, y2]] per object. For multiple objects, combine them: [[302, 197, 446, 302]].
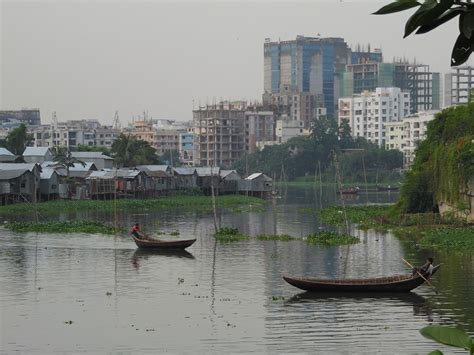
[[318, 205, 474, 253], [0, 194, 265, 215], [276, 181, 401, 189]]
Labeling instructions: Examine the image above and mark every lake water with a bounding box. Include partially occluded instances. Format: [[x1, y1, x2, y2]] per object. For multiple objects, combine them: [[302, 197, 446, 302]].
[[1, 188, 473, 353]]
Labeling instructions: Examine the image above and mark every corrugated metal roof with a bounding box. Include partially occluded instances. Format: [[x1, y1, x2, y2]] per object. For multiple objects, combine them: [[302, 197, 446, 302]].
[[136, 165, 170, 172], [87, 170, 113, 179], [40, 167, 57, 180], [195, 167, 220, 177], [0, 148, 14, 156], [0, 163, 40, 172], [23, 147, 51, 157], [71, 152, 114, 160], [220, 170, 239, 179], [245, 172, 271, 181], [0, 169, 31, 180], [69, 162, 96, 171], [173, 167, 196, 176]]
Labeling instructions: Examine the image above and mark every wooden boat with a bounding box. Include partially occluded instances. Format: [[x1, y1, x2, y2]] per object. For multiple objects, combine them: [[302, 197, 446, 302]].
[[283, 265, 440, 293], [131, 235, 196, 250], [338, 187, 359, 195]]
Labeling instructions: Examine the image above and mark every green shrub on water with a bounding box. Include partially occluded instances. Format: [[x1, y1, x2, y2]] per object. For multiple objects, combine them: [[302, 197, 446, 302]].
[[419, 227, 474, 253], [318, 206, 393, 230], [256, 234, 296, 241], [306, 231, 359, 246], [214, 227, 250, 242], [6, 220, 124, 234]]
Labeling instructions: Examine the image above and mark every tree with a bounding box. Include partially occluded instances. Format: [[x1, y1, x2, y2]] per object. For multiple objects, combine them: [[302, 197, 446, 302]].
[[0, 124, 33, 155], [51, 146, 86, 178], [158, 149, 181, 167], [76, 144, 111, 155], [374, 0, 474, 66], [111, 134, 159, 167]]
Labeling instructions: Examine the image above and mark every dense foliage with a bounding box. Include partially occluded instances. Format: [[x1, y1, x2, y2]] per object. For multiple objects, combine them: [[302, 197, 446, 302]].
[[398, 104, 474, 213], [76, 144, 111, 155], [7, 220, 123, 234], [374, 0, 474, 66], [0, 124, 33, 155], [111, 134, 159, 167], [233, 116, 402, 181]]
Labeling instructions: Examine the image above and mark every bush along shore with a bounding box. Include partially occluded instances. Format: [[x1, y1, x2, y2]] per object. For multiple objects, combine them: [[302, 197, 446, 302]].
[[6, 220, 124, 235], [214, 227, 358, 245], [318, 205, 474, 253], [0, 194, 265, 215]]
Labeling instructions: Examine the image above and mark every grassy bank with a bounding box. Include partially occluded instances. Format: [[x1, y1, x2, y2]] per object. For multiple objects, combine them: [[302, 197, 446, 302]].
[[0, 194, 265, 215], [6, 220, 124, 234], [319, 205, 474, 253]]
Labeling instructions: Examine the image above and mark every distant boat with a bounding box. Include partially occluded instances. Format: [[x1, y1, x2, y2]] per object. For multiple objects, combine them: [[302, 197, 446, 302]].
[[131, 235, 196, 250], [376, 185, 400, 192], [338, 187, 359, 195], [283, 265, 440, 293]]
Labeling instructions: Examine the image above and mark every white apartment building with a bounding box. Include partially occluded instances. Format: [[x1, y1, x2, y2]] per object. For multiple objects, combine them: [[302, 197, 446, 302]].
[[275, 118, 309, 144], [402, 111, 437, 168], [385, 121, 405, 151], [338, 87, 411, 147], [30, 120, 119, 149]]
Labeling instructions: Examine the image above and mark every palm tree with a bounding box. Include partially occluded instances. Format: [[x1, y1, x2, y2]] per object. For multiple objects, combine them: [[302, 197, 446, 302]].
[[51, 146, 86, 198]]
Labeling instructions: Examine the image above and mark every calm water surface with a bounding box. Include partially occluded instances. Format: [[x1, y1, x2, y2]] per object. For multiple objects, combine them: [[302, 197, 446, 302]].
[[1, 188, 473, 353]]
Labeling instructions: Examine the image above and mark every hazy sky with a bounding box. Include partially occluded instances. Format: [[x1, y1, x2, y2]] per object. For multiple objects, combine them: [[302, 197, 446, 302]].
[[1, 0, 470, 126]]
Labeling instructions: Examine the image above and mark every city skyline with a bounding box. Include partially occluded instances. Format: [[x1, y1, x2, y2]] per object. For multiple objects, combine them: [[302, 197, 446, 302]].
[[2, 0, 470, 125]]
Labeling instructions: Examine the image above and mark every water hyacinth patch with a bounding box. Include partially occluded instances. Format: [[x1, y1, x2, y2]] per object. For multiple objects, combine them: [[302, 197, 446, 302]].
[[306, 231, 359, 246], [6, 220, 124, 234], [318, 206, 393, 230], [213, 227, 250, 242], [256, 234, 297, 241], [419, 227, 474, 253]]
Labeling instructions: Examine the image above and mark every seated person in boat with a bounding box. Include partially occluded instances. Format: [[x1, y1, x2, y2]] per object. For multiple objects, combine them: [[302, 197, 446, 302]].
[[130, 223, 149, 240], [413, 257, 434, 277]]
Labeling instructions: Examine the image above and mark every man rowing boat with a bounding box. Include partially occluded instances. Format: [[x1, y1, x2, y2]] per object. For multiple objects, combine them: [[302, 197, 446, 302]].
[[130, 223, 151, 241], [412, 257, 434, 277]]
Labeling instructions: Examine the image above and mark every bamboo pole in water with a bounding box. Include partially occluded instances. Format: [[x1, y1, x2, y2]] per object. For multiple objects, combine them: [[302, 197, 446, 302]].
[[210, 165, 218, 234], [334, 153, 350, 235], [362, 156, 369, 206]]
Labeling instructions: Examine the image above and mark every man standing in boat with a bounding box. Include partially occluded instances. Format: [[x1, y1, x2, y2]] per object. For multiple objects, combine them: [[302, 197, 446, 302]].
[[130, 223, 149, 240]]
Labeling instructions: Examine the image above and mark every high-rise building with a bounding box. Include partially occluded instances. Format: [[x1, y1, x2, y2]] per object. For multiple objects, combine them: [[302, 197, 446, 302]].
[[244, 109, 274, 153], [264, 36, 359, 117], [338, 87, 411, 148], [444, 66, 474, 107], [341, 61, 440, 114]]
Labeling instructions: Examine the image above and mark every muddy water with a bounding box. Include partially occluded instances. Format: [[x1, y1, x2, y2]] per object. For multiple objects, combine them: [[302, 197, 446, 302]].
[[0, 188, 472, 353]]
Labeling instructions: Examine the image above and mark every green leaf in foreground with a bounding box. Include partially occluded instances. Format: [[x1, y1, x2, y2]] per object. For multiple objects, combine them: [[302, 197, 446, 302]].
[[420, 325, 473, 350], [428, 350, 443, 355], [373, 0, 420, 15]]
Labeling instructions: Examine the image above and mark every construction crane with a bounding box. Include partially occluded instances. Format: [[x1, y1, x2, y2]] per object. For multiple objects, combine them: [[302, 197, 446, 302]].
[[112, 111, 121, 130]]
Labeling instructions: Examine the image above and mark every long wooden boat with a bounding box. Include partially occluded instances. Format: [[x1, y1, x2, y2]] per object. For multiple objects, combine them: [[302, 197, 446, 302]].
[[131, 235, 196, 250], [283, 265, 440, 293], [338, 187, 359, 195]]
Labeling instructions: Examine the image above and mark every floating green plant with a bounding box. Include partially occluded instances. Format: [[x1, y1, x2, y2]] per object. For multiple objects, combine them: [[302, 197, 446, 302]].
[[213, 227, 250, 242], [256, 234, 296, 241], [306, 231, 359, 246]]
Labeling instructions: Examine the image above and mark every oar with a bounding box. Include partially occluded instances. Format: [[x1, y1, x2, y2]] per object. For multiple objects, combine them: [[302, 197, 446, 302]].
[[401, 257, 440, 295]]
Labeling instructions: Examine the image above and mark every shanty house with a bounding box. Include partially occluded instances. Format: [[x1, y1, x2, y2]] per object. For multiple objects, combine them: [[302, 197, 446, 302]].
[[195, 167, 220, 194], [23, 147, 53, 164], [173, 167, 198, 190], [0, 163, 42, 205], [71, 151, 114, 170], [39, 167, 61, 200], [220, 170, 241, 194], [239, 173, 272, 197]]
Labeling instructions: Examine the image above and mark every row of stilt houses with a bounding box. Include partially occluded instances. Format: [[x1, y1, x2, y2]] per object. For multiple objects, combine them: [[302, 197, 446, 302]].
[[0, 148, 273, 205]]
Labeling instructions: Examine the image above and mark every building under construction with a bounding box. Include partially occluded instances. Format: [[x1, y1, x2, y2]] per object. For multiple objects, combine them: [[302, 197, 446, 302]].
[[193, 101, 247, 168], [444, 66, 474, 107], [341, 60, 440, 114]]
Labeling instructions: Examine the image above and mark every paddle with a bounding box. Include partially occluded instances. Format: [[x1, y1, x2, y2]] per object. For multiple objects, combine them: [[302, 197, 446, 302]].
[[401, 257, 440, 295]]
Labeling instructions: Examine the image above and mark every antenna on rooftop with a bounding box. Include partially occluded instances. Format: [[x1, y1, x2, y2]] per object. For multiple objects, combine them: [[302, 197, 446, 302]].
[[52, 111, 58, 128]]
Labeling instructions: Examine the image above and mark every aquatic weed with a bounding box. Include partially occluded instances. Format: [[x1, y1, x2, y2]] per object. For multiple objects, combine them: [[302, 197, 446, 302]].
[[6, 220, 124, 235], [306, 231, 359, 246]]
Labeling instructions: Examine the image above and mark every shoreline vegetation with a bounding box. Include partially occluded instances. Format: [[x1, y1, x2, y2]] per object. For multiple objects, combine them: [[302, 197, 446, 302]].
[[318, 205, 474, 253], [0, 194, 265, 215]]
